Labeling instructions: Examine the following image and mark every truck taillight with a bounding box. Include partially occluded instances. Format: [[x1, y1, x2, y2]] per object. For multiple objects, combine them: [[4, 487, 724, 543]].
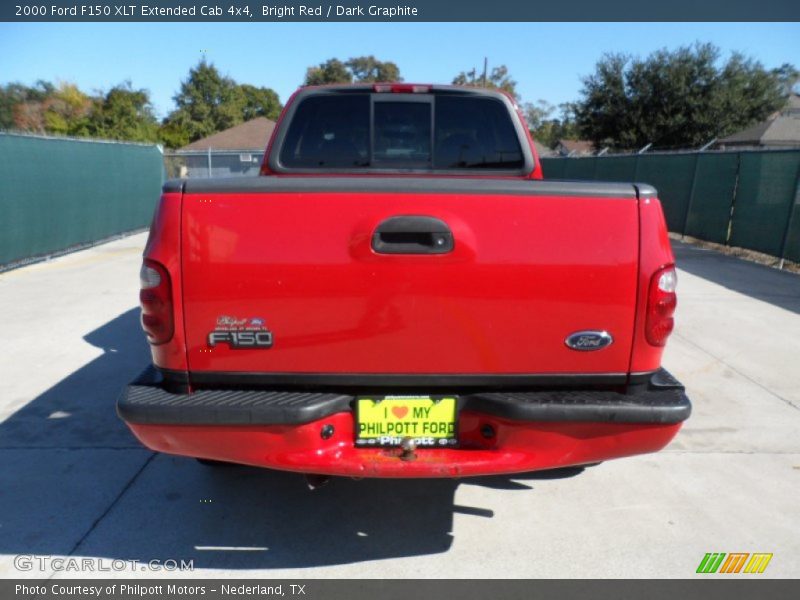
[[645, 265, 677, 346], [139, 259, 173, 345], [372, 83, 431, 93]]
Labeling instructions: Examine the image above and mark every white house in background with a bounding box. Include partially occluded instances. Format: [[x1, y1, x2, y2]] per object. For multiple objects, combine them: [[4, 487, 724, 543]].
[[532, 139, 556, 158], [174, 117, 277, 178], [555, 139, 595, 156], [717, 94, 800, 150]]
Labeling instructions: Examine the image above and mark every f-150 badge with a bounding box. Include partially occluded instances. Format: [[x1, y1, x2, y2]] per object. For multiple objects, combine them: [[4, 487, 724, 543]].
[[565, 330, 613, 351], [209, 316, 273, 348]]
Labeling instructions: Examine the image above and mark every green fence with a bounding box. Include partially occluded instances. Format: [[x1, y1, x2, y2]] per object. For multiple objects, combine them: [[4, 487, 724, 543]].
[[2, 133, 798, 267], [541, 149, 800, 263], [0, 133, 164, 268]]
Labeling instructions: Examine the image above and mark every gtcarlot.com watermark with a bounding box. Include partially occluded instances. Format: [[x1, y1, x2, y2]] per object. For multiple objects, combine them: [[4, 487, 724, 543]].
[[14, 554, 194, 573]]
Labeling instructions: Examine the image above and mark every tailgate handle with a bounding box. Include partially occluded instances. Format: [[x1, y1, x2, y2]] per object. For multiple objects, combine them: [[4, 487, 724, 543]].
[[372, 216, 454, 254]]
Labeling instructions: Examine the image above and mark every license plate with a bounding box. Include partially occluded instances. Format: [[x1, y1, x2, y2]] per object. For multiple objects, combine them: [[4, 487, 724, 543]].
[[355, 395, 458, 448]]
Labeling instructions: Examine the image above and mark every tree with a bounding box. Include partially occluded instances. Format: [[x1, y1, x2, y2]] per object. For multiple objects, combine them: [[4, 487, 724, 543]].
[[0, 80, 58, 130], [304, 58, 352, 85], [0, 82, 48, 129], [157, 116, 193, 149], [0, 84, 27, 130], [574, 53, 631, 147], [303, 56, 402, 86], [345, 56, 401, 83], [160, 60, 283, 147], [42, 83, 93, 135], [523, 100, 579, 148], [162, 60, 243, 144], [452, 64, 519, 100], [575, 43, 793, 150], [85, 82, 160, 142], [238, 84, 282, 121], [0, 68, 283, 148], [2, 81, 92, 136], [773, 63, 800, 96]]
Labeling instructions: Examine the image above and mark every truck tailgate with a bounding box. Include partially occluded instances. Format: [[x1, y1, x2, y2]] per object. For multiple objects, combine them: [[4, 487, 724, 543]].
[[180, 178, 640, 378]]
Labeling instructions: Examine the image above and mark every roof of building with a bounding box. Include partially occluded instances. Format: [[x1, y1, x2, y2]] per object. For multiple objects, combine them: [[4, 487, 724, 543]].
[[179, 117, 276, 151], [719, 115, 800, 147], [556, 139, 594, 155], [785, 94, 800, 112], [533, 139, 556, 157]]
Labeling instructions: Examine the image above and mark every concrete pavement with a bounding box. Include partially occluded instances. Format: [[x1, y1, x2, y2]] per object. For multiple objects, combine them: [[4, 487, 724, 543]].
[[0, 234, 798, 579]]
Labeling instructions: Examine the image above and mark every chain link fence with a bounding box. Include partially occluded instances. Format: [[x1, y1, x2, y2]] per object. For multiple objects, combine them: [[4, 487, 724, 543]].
[[541, 149, 800, 264], [163, 150, 263, 179]]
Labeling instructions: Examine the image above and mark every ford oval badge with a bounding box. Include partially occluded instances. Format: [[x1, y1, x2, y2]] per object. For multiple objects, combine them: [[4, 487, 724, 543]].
[[565, 330, 613, 351]]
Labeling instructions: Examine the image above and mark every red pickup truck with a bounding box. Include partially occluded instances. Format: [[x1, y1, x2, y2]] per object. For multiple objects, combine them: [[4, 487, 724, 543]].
[[119, 83, 690, 479]]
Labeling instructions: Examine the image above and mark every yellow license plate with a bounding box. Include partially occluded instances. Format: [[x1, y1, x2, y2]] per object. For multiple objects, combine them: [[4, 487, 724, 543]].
[[355, 395, 458, 448]]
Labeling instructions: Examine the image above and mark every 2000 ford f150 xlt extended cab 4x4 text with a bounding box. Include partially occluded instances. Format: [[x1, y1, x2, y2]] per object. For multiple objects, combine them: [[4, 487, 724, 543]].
[[118, 83, 691, 478]]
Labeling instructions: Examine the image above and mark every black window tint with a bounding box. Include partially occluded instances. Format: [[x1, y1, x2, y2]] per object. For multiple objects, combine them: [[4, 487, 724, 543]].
[[280, 94, 369, 167], [278, 92, 525, 171], [373, 102, 431, 167], [434, 96, 524, 169]]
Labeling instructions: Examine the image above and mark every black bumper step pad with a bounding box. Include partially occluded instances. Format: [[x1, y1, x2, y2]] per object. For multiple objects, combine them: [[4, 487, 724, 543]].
[[119, 367, 690, 426]]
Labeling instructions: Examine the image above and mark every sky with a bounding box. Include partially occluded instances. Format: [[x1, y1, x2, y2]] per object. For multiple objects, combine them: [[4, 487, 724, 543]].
[[1, 22, 798, 119]]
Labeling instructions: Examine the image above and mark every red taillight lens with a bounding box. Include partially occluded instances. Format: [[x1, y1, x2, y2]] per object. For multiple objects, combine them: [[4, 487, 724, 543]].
[[645, 265, 677, 346], [139, 259, 173, 345], [372, 83, 431, 93]]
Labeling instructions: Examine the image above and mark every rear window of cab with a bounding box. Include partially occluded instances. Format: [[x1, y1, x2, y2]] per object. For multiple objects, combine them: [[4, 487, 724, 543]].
[[278, 93, 525, 171]]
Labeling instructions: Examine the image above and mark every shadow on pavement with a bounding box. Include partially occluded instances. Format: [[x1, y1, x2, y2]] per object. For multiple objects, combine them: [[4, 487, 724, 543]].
[[71, 460, 585, 570], [672, 240, 800, 314], [0, 307, 149, 449], [0, 308, 585, 571]]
